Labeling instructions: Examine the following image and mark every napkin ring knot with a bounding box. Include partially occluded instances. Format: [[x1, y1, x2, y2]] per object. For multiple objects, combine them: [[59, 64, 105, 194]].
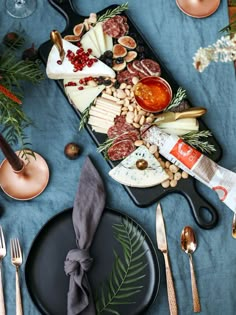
[[64, 248, 93, 275]]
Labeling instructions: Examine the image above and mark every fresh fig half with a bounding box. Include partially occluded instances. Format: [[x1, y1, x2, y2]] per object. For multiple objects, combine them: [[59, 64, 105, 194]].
[[64, 35, 81, 42], [118, 36, 137, 49], [113, 44, 127, 59], [73, 23, 85, 37], [124, 51, 138, 63], [112, 60, 127, 71]]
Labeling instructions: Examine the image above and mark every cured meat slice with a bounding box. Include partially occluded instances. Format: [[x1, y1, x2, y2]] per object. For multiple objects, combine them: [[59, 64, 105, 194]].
[[141, 59, 161, 76], [114, 130, 140, 144], [132, 60, 149, 76], [107, 122, 136, 139], [107, 139, 135, 161], [103, 15, 129, 38], [127, 63, 139, 75], [114, 115, 126, 125], [117, 70, 134, 85]]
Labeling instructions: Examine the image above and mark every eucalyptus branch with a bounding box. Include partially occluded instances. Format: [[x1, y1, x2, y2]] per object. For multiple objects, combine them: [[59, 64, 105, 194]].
[[164, 87, 187, 112], [181, 130, 216, 154], [97, 3, 129, 22]]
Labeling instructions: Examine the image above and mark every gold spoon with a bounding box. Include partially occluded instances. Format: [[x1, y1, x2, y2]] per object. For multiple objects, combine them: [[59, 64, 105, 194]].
[[181, 226, 201, 313]]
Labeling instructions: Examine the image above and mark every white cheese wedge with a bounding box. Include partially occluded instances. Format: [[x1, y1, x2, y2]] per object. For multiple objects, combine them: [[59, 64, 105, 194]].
[[93, 22, 106, 54], [68, 85, 105, 112], [81, 30, 101, 58], [109, 145, 169, 188], [158, 128, 195, 136], [46, 39, 115, 80], [104, 33, 113, 51]]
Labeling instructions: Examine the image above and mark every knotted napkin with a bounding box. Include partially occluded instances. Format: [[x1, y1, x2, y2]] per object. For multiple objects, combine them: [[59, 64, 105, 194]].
[[64, 157, 106, 315]]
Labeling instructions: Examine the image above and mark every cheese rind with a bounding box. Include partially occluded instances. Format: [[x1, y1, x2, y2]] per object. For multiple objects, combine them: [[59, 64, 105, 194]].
[[109, 145, 169, 188], [46, 39, 115, 79]]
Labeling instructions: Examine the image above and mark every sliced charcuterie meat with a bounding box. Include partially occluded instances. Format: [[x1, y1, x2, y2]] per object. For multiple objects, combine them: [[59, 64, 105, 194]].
[[102, 15, 129, 38], [107, 121, 136, 139], [140, 59, 161, 76], [132, 60, 150, 76], [107, 139, 136, 161], [117, 70, 134, 85], [127, 63, 139, 75], [114, 129, 140, 144]]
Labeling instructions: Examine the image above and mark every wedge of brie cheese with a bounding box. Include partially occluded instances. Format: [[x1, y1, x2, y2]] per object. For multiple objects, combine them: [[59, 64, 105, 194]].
[[68, 84, 105, 112], [46, 39, 115, 80], [109, 145, 169, 188]]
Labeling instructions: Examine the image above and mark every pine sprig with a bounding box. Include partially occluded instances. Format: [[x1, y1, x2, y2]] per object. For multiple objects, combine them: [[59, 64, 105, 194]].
[[164, 87, 187, 112], [181, 130, 216, 154], [97, 3, 129, 22], [97, 137, 115, 155], [95, 217, 147, 315]]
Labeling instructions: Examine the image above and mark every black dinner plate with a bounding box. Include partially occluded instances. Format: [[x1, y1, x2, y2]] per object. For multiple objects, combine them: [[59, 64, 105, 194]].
[[25, 208, 160, 315]]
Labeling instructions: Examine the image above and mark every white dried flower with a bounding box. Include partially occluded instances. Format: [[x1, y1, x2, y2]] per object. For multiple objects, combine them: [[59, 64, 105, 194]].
[[193, 35, 236, 72]]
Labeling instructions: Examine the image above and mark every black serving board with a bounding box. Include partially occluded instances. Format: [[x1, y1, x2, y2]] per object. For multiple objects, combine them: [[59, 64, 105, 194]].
[[25, 207, 160, 315], [39, 0, 223, 229]]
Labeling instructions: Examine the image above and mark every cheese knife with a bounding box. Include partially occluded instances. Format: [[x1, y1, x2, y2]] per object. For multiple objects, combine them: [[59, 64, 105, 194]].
[[50, 30, 65, 62], [154, 107, 207, 125], [156, 203, 178, 315]]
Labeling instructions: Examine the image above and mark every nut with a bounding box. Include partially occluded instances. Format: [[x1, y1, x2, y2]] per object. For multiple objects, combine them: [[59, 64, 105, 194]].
[[182, 171, 189, 179], [149, 144, 157, 154], [169, 164, 179, 173], [161, 180, 170, 188], [134, 140, 144, 146]]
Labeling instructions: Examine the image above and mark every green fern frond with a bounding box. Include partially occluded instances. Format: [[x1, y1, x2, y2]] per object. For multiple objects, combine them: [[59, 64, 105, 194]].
[[95, 217, 148, 315]]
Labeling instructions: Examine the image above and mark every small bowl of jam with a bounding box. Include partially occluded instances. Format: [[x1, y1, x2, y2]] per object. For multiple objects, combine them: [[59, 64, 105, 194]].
[[134, 76, 172, 113]]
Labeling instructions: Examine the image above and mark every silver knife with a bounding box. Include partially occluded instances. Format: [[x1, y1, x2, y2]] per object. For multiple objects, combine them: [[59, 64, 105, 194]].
[[156, 203, 178, 315], [154, 107, 207, 125]]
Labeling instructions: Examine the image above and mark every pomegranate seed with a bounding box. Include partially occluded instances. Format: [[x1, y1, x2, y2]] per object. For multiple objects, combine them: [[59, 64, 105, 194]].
[[87, 48, 92, 54], [57, 60, 62, 65], [78, 86, 84, 90]]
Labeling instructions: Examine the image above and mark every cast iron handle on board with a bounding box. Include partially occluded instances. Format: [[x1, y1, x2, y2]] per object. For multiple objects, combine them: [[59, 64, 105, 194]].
[[174, 179, 218, 229]]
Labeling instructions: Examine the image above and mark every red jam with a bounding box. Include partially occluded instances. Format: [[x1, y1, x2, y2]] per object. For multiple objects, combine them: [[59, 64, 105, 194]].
[[134, 77, 172, 112]]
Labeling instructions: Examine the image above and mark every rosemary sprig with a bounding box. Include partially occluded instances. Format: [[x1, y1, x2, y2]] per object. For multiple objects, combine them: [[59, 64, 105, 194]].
[[97, 2, 129, 22], [79, 103, 93, 130], [181, 130, 216, 154], [97, 137, 115, 156], [164, 87, 187, 112]]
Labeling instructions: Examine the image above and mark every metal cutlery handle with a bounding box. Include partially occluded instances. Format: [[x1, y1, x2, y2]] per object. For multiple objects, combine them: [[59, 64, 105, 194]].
[[232, 213, 236, 238], [175, 107, 207, 120], [189, 254, 201, 313], [0, 265, 5, 315], [16, 268, 23, 315], [163, 252, 178, 315]]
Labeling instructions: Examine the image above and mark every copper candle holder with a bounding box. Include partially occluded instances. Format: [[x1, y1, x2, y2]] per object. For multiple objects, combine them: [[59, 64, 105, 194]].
[[176, 0, 221, 18], [0, 133, 49, 200]]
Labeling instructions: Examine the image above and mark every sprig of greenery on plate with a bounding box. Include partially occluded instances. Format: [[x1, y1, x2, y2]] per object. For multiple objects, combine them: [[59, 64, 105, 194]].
[[181, 130, 216, 154], [95, 217, 147, 315], [97, 3, 129, 23]]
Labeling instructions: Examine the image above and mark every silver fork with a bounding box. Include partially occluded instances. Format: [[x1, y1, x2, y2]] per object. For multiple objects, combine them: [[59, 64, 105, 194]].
[[10, 238, 23, 315], [0, 227, 6, 315]]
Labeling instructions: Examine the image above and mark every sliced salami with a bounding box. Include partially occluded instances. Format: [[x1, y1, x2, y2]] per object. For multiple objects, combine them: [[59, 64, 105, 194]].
[[127, 63, 139, 75], [103, 15, 129, 38], [117, 70, 134, 85], [107, 122, 136, 139], [114, 129, 140, 144], [132, 60, 150, 76], [107, 139, 135, 161], [140, 59, 161, 76]]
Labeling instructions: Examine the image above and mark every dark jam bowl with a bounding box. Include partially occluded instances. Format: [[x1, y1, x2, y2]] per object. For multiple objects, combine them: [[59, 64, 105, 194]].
[[134, 76, 172, 113]]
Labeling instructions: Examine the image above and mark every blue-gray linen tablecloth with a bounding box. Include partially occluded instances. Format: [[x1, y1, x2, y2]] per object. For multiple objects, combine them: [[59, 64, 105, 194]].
[[0, 0, 236, 314]]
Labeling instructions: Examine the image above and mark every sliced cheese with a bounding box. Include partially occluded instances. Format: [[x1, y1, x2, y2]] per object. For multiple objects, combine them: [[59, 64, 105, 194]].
[[89, 110, 115, 122], [91, 125, 109, 134], [81, 29, 101, 58], [68, 85, 105, 112], [93, 22, 106, 54], [88, 116, 114, 128], [158, 118, 199, 130], [109, 145, 169, 188], [46, 39, 115, 80], [158, 128, 195, 136], [104, 33, 113, 51], [89, 107, 116, 120], [96, 103, 121, 115]]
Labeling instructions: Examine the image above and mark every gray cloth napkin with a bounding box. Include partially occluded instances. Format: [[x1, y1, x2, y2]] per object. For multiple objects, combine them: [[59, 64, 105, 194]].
[[64, 157, 106, 315]]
